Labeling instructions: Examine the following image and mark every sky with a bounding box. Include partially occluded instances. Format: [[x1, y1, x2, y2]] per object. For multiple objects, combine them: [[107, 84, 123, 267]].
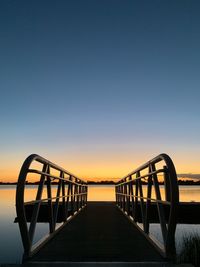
[[0, 0, 200, 181]]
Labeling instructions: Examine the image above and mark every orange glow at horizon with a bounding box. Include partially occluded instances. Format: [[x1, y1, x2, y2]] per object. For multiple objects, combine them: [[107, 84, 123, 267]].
[[1, 152, 200, 183]]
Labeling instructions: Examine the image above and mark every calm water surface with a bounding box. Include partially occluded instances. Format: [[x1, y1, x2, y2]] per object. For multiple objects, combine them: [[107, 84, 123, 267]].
[[0, 185, 200, 263]]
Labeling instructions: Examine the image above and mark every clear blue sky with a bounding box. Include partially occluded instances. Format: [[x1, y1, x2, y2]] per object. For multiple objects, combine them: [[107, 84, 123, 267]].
[[0, 0, 200, 180]]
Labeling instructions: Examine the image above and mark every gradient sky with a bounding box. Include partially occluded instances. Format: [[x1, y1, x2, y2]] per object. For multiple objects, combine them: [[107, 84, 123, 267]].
[[0, 0, 200, 181]]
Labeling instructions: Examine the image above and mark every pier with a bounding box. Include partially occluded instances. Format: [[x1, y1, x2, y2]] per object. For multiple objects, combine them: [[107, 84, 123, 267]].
[[14, 153, 189, 266], [29, 202, 163, 263]]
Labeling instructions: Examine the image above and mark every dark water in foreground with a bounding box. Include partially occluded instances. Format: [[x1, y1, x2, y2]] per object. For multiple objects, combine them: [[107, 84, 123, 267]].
[[0, 185, 200, 263]]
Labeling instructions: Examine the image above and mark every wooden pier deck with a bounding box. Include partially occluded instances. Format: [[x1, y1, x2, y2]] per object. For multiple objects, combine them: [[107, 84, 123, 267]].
[[28, 202, 163, 263]]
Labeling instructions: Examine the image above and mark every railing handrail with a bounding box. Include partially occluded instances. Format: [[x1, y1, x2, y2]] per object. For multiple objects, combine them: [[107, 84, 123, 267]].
[[118, 153, 176, 183], [17, 153, 87, 184], [115, 153, 179, 260], [16, 154, 87, 259]]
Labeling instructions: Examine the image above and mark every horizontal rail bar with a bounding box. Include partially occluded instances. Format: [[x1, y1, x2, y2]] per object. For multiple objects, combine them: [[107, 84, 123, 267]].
[[28, 169, 87, 186], [24, 193, 87, 205], [116, 169, 165, 186], [116, 193, 171, 205]]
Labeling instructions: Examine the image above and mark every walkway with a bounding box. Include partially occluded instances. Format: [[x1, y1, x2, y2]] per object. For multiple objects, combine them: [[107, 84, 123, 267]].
[[29, 202, 164, 263]]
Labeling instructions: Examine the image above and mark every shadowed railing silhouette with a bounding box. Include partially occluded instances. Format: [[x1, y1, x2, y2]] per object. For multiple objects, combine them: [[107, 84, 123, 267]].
[[115, 153, 179, 259], [16, 153, 180, 263], [16, 154, 87, 258]]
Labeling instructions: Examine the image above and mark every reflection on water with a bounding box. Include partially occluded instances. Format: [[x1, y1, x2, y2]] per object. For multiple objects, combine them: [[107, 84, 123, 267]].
[[0, 186, 23, 263], [0, 185, 200, 263], [23, 184, 200, 202], [88, 185, 200, 202], [178, 185, 200, 202], [22, 185, 116, 202], [88, 185, 115, 201]]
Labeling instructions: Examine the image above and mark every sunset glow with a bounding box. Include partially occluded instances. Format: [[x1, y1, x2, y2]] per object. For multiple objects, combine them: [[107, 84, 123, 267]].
[[0, 1, 200, 182]]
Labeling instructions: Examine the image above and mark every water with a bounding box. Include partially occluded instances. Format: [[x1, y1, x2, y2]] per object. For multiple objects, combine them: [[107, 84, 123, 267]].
[[0, 185, 200, 263]]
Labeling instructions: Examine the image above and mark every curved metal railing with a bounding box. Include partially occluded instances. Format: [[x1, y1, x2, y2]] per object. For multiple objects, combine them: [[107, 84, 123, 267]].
[[115, 153, 179, 259], [16, 154, 87, 258]]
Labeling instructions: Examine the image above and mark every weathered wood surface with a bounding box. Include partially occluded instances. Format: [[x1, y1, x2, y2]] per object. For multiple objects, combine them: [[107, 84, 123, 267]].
[[15, 202, 200, 224], [27, 202, 164, 262]]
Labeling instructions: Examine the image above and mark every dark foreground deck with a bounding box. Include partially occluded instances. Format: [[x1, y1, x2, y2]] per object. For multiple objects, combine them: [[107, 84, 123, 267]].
[[29, 202, 164, 263]]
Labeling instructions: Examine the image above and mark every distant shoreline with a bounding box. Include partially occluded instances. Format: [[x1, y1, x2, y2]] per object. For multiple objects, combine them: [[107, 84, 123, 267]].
[[0, 179, 200, 186]]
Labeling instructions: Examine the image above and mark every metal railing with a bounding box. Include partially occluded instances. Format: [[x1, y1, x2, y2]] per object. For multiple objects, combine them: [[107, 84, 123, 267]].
[[16, 154, 87, 258], [115, 153, 179, 259]]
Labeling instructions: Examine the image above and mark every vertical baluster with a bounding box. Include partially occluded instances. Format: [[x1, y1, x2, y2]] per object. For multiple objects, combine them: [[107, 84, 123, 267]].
[[117, 184, 119, 206], [82, 184, 85, 206], [62, 177, 67, 221], [121, 183, 123, 209], [84, 185, 86, 205], [53, 172, 62, 228], [122, 180, 125, 212], [77, 181, 80, 211], [85, 185, 88, 204], [137, 171, 145, 230], [70, 177, 74, 215], [115, 184, 117, 204], [119, 184, 121, 208], [77, 182, 81, 210], [124, 179, 128, 213], [151, 163, 167, 246], [134, 176, 139, 222], [126, 181, 130, 214], [80, 182, 83, 208], [29, 163, 47, 245], [126, 180, 130, 214], [80, 183, 83, 208], [66, 175, 72, 219], [127, 176, 132, 216], [144, 165, 153, 234], [129, 176, 135, 219], [46, 165, 54, 233], [74, 178, 78, 212], [164, 166, 170, 202]]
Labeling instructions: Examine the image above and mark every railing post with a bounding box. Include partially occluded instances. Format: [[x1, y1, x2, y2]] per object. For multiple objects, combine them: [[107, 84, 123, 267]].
[[46, 165, 54, 233], [16, 155, 34, 257], [74, 178, 78, 212], [62, 178, 67, 221], [164, 166, 170, 202], [144, 165, 152, 234], [115, 184, 118, 205], [127, 176, 132, 215], [151, 163, 167, 246], [77, 182, 80, 211], [118, 185, 121, 208], [129, 176, 135, 219], [80, 182, 83, 208], [124, 179, 128, 213], [66, 177, 71, 218], [137, 171, 145, 230], [122, 183, 124, 209], [134, 179, 139, 222], [53, 173, 62, 229], [29, 163, 47, 245], [70, 176, 74, 215]]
